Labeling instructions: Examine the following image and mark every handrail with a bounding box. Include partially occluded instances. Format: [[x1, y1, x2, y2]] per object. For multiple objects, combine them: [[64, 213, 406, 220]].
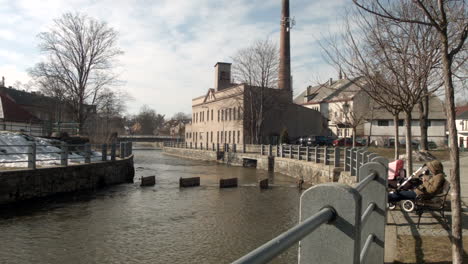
[[232, 207, 335, 264], [360, 234, 375, 263], [354, 172, 376, 192]]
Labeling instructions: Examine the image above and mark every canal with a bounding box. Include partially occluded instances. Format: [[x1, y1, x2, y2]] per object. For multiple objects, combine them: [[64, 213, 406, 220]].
[[0, 150, 301, 264]]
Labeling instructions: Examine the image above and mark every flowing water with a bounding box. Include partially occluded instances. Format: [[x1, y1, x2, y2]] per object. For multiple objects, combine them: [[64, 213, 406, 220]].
[[0, 150, 302, 264]]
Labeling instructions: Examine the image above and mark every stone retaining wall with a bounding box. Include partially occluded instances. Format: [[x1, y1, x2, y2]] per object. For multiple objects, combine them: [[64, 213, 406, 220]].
[[163, 147, 357, 185], [0, 156, 134, 205]]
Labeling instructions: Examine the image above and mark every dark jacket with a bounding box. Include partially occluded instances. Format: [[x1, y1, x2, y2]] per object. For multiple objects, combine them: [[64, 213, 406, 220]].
[[414, 160, 446, 198]]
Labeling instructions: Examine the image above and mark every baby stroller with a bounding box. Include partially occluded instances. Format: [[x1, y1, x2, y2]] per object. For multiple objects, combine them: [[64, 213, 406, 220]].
[[388, 162, 425, 211]]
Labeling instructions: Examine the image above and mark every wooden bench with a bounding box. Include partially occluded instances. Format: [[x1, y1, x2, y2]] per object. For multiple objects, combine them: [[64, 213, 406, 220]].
[[415, 180, 451, 228]]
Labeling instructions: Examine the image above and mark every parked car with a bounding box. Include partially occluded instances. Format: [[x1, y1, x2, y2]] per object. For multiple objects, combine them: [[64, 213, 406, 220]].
[[297, 136, 334, 146], [332, 138, 364, 147]]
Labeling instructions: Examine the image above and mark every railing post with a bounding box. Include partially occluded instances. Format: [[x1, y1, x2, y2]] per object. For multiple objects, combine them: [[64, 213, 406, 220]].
[[27, 143, 36, 169], [61, 143, 68, 166], [358, 161, 388, 264], [111, 143, 116, 161], [334, 147, 340, 168], [120, 142, 125, 159], [299, 183, 361, 264], [344, 148, 350, 171], [324, 147, 330, 165], [306, 146, 310, 162], [101, 144, 107, 161], [314, 146, 319, 163], [85, 143, 91, 163], [356, 149, 364, 176], [350, 148, 357, 176]]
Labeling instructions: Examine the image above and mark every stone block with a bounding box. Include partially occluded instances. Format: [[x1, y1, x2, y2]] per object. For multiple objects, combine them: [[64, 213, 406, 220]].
[[140, 176, 156, 186], [179, 177, 200, 187], [259, 178, 269, 189], [220, 178, 238, 188]]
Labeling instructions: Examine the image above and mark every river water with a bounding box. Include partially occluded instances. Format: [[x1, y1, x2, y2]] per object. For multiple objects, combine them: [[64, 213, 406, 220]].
[[0, 150, 302, 264]]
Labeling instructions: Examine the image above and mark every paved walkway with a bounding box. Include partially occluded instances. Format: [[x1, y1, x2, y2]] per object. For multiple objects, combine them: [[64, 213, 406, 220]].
[[385, 153, 468, 263]]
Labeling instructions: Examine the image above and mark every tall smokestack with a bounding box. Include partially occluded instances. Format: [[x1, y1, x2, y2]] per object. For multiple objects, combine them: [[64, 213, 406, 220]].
[[278, 0, 292, 101]]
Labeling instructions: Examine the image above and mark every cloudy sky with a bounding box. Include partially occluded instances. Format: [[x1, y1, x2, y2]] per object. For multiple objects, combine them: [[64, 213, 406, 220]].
[[0, 0, 351, 117]]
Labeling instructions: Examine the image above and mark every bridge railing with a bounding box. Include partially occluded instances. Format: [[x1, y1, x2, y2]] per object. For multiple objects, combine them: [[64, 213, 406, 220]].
[[232, 157, 388, 264], [0, 142, 133, 170]]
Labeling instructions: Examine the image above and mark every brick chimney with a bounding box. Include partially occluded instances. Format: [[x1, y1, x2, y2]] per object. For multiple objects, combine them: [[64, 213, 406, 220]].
[[278, 0, 292, 101], [214, 62, 231, 91]]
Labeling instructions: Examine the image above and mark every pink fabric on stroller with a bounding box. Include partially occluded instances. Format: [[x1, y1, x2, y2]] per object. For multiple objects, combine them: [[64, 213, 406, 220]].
[[388, 159, 405, 180]]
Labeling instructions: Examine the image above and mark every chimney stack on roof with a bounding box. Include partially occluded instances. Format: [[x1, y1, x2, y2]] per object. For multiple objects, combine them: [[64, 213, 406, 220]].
[[278, 0, 292, 101]]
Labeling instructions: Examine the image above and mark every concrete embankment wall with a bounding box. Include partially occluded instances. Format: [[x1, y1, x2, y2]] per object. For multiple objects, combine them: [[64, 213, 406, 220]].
[[0, 156, 135, 205], [163, 147, 356, 185]]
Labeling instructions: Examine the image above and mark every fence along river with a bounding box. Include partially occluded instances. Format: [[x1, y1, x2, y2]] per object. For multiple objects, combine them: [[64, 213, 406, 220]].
[[0, 149, 302, 264]]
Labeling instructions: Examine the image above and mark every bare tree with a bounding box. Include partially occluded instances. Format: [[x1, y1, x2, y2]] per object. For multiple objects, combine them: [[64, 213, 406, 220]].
[[321, 5, 441, 171], [231, 39, 281, 143], [29, 12, 123, 133], [353, 1, 467, 262]]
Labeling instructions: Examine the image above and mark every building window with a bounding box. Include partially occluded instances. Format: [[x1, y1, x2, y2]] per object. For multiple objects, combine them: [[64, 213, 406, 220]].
[[222, 110, 224, 121], [337, 129, 341, 137], [377, 120, 389, 126], [238, 108, 241, 120], [210, 131, 213, 142], [398, 120, 404, 126], [233, 107, 236, 120], [217, 131, 219, 143], [427, 120, 432, 127], [207, 110, 209, 121], [229, 108, 232, 120], [211, 109, 213, 121], [225, 131, 227, 143], [221, 131, 224, 143], [196, 113, 198, 123], [218, 110, 220, 122], [229, 131, 231, 143], [238, 130, 240, 143]]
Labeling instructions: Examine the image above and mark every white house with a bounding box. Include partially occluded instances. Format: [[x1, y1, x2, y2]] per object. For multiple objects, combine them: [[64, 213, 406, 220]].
[[456, 106, 468, 148], [294, 77, 447, 146]]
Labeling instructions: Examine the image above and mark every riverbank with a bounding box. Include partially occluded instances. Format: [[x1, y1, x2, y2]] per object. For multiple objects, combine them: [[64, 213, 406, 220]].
[[163, 146, 356, 185]]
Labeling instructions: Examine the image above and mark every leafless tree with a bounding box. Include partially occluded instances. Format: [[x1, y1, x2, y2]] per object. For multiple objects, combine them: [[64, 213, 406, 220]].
[[321, 5, 441, 170], [29, 12, 123, 133], [353, 1, 467, 262], [231, 39, 282, 144]]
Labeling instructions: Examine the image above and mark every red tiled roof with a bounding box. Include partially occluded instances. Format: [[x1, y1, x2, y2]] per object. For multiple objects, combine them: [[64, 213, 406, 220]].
[[0, 93, 41, 123]]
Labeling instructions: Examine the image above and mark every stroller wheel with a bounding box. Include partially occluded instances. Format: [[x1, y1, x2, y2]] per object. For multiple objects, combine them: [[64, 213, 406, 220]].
[[388, 203, 396, 210], [401, 200, 415, 212]]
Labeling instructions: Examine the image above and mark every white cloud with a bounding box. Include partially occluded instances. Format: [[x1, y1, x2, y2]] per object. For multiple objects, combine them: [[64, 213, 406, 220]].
[[0, 0, 351, 116]]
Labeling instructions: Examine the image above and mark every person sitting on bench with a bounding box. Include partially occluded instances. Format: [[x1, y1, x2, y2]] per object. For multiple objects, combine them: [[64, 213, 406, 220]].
[[388, 160, 446, 202]]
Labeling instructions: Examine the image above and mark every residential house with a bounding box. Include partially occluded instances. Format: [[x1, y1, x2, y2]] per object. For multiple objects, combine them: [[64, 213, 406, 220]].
[[0, 92, 44, 136], [295, 77, 447, 146], [456, 106, 468, 148]]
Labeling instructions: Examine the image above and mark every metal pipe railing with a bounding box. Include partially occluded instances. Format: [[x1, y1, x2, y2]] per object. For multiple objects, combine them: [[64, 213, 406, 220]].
[[232, 207, 335, 264], [360, 234, 375, 263], [355, 172, 376, 192]]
